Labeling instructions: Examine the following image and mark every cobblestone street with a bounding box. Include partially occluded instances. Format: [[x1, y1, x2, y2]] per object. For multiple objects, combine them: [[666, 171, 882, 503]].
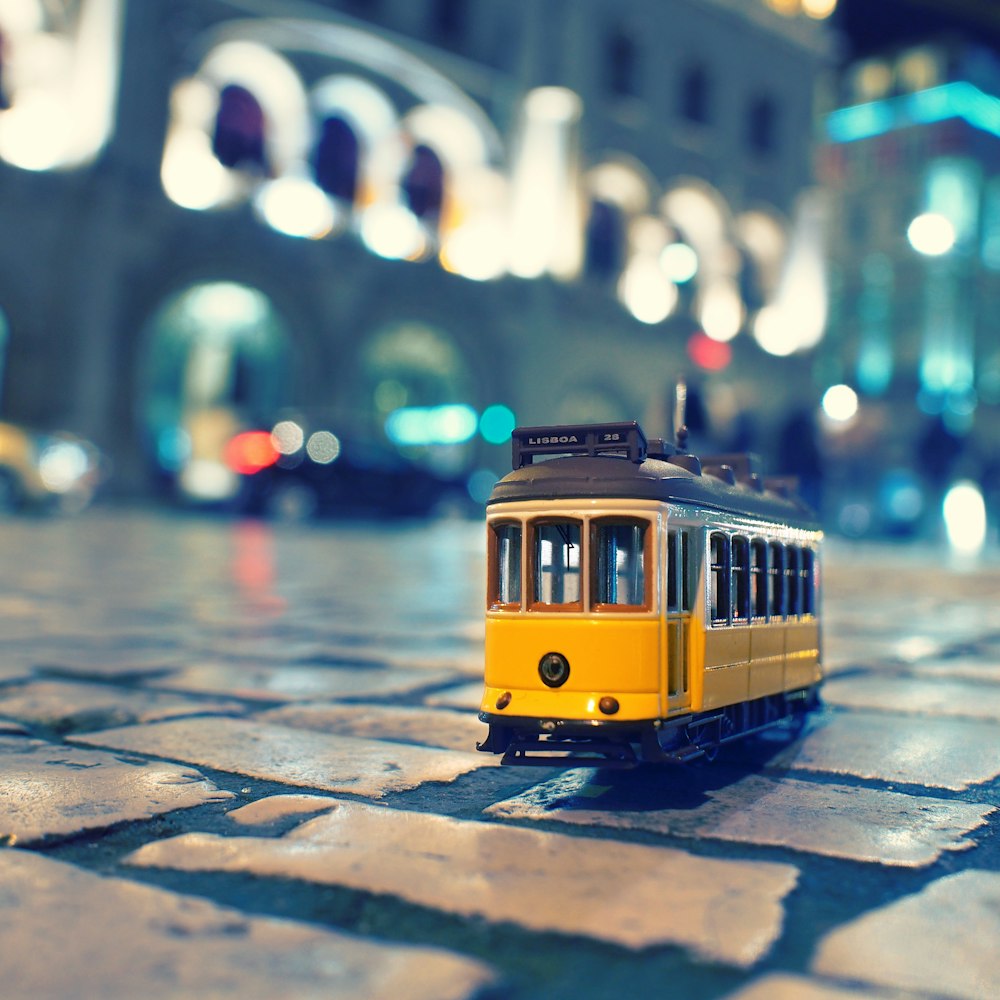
[[1, 509, 999, 999]]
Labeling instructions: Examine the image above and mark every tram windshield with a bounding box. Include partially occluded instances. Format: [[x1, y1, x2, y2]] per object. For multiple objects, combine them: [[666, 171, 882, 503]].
[[534, 521, 582, 606], [593, 520, 647, 607], [489, 516, 651, 612]]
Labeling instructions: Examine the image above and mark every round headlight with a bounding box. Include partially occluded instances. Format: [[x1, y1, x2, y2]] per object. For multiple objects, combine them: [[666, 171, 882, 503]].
[[538, 652, 570, 688]]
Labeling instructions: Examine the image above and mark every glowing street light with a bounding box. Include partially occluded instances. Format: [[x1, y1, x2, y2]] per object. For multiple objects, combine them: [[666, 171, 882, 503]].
[[907, 213, 956, 256], [943, 480, 987, 557], [821, 384, 859, 422]]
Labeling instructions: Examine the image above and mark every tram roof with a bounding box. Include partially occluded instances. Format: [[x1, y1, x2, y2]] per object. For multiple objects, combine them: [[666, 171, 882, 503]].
[[488, 454, 820, 530]]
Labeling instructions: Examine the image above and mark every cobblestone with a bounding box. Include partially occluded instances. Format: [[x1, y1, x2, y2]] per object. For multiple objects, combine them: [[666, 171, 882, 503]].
[[0, 736, 232, 844], [486, 769, 992, 866], [126, 797, 800, 964], [148, 660, 457, 702], [0, 511, 998, 999], [811, 870, 1000, 998], [0, 851, 493, 999], [72, 716, 488, 797], [822, 672, 1000, 721], [256, 701, 489, 752], [773, 710, 1000, 790]]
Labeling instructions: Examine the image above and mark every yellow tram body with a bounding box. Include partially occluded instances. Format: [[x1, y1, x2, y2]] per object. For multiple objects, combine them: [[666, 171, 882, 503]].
[[477, 422, 822, 766]]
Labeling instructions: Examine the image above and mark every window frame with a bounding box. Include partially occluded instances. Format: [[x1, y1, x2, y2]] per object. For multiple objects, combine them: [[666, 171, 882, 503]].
[[801, 547, 816, 617], [487, 520, 523, 611], [590, 517, 652, 613], [731, 534, 751, 624], [786, 546, 801, 617], [529, 518, 584, 612], [710, 531, 730, 627], [769, 541, 785, 620], [666, 528, 693, 614], [750, 538, 769, 621]]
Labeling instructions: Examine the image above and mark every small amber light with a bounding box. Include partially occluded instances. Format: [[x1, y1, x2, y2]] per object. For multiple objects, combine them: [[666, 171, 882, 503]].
[[599, 696, 619, 715], [496, 691, 512, 710]]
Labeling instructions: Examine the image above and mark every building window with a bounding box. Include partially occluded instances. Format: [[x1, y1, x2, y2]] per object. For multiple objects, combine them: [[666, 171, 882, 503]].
[[679, 64, 710, 124], [211, 84, 268, 173], [585, 199, 626, 280], [607, 30, 639, 99], [311, 116, 360, 202], [402, 144, 444, 221], [747, 95, 778, 155], [0, 28, 11, 111], [431, 0, 466, 47], [343, 0, 382, 15]]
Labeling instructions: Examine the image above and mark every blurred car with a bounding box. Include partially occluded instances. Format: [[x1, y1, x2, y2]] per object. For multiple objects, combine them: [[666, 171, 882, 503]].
[[226, 425, 468, 520], [0, 421, 103, 513]]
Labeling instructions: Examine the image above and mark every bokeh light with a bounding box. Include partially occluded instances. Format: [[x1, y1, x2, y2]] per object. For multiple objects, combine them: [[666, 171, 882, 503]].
[[821, 384, 859, 422], [618, 259, 677, 324], [687, 331, 732, 371], [660, 242, 699, 283], [943, 481, 987, 556], [907, 212, 956, 256], [385, 404, 478, 446], [306, 430, 341, 464], [479, 405, 517, 445], [271, 420, 305, 455]]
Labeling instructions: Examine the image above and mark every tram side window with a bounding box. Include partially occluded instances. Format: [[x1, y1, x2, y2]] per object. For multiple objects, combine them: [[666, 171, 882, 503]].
[[732, 535, 750, 623], [593, 520, 648, 608], [786, 546, 801, 616], [667, 529, 692, 613], [750, 539, 768, 620], [489, 522, 522, 609], [801, 547, 815, 616], [769, 542, 785, 619], [533, 521, 582, 607], [710, 532, 730, 625]]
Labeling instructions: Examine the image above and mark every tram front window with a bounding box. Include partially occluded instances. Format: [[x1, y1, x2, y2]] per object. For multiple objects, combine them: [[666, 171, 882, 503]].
[[594, 520, 647, 608], [533, 521, 581, 607]]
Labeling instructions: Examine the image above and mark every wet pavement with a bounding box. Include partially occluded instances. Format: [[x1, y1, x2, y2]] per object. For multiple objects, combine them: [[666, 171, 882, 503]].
[[1, 508, 999, 999]]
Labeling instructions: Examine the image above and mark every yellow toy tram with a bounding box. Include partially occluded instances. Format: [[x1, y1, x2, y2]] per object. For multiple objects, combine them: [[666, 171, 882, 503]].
[[477, 419, 822, 766]]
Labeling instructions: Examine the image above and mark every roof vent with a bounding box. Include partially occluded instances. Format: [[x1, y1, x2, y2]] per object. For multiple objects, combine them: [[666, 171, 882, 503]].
[[704, 463, 737, 486]]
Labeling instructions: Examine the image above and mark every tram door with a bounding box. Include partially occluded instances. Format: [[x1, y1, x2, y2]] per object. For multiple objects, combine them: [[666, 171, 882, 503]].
[[665, 527, 693, 711]]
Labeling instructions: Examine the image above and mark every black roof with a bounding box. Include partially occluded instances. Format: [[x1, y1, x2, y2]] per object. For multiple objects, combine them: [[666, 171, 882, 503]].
[[488, 454, 820, 531]]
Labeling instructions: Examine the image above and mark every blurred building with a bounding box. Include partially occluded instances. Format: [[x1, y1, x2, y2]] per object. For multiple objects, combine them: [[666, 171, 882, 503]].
[[0, 0, 837, 504], [818, 38, 1000, 535]]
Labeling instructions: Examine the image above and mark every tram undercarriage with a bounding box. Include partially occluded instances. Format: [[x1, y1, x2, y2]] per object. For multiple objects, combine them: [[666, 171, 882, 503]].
[[480, 685, 821, 767]]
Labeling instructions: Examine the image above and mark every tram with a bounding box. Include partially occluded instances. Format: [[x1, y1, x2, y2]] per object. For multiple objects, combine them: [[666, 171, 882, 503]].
[[477, 419, 822, 766]]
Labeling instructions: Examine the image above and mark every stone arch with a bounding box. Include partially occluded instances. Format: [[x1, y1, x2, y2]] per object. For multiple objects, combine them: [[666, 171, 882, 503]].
[[355, 319, 478, 472], [136, 280, 293, 499], [309, 75, 398, 206], [661, 177, 744, 341], [734, 205, 789, 307], [584, 157, 656, 281], [161, 40, 309, 209]]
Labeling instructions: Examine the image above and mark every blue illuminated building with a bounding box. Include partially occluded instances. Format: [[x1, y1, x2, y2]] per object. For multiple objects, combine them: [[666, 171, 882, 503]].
[[821, 43, 1000, 406], [817, 39, 1000, 534]]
